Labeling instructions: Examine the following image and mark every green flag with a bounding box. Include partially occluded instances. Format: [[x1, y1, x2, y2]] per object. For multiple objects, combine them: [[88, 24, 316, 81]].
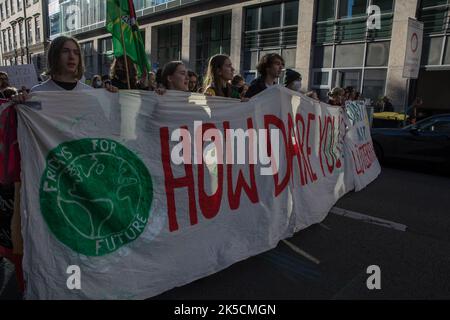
[[106, 0, 150, 77]]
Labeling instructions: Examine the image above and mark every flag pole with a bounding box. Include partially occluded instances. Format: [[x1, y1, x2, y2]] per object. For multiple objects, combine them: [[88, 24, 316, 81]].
[[119, 16, 131, 89]]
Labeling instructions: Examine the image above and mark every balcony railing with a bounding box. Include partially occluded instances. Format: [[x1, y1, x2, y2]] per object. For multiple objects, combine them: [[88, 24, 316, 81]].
[[315, 14, 394, 44]]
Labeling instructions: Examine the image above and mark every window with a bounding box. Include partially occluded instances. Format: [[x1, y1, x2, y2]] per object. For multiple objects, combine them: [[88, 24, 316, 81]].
[[49, 13, 60, 37], [7, 28, 12, 51], [10, 0, 14, 15], [366, 41, 390, 66], [315, 0, 394, 44], [195, 14, 232, 77], [261, 4, 281, 29], [243, 1, 299, 77], [362, 69, 387, 100], [317, 0, 336, 21], [19, 20, 24, 47], [430, 121, 450, 133], [421, 36, 443, 65], [11, 24, 16, 48], [284, 1, 299, 26], [17, 0, 21, 11], [157, 24, 181, 68], [35, 15, 40, 42], [313, 46, 333, 68], [444, 36, 450, 64], [2, 30, 7, 52], [419, 1, 450, 66], [81, 41, 94, 78], [334, 43, 365, 67], [98, 37, 114, 76], [338, 0, 367, 18], [27, 19, 32, 45], [245, 7, 258, 31], [5, 0, 9, 18], [0, 4, 3, 21]]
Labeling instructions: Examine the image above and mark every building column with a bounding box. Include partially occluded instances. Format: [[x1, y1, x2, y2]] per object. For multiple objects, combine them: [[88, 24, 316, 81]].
[[144, 24, 153, 70], [385, 0, 420, 111], [295, 0, 315, 92], [230, 6, 243, 75], [92, 39, 99, 77], [181, 16, 195, 70]]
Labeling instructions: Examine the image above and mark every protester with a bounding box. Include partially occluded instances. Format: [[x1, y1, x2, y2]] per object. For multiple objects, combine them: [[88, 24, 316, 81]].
[[407, 97, 423, 124], [110, 55, 138, 89], [284, 69, 302, 93], [28, 36, 118, 93], [161, 61, 189, 91], [101, 74, 111, 88], [91, 75, 103, 89], [344, 86, 356, 101], [188, 70, 199, 93], [244, 53, 284, 99], [148, 72, 157, 91], [306, 90, 319, 100], [2, 87, 18, 99], [203, 54, 240, 99], [327, 87, 345, 106], [231, 74, 248, 98]]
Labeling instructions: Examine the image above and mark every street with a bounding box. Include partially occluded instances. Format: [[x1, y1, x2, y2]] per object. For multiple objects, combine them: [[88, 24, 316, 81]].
[[152, 165, 450, 300], [2, 165, 450, 300]]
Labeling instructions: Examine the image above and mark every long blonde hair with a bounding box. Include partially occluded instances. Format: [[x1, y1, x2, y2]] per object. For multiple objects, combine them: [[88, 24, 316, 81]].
[[203, 54, 231, 97]]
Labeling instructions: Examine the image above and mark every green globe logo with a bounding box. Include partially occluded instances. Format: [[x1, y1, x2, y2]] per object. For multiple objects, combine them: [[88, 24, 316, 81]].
[[40, 139, 153, 256]]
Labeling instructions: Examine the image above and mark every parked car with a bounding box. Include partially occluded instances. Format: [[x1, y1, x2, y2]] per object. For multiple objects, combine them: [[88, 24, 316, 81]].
[[371, 114, 450, 169]]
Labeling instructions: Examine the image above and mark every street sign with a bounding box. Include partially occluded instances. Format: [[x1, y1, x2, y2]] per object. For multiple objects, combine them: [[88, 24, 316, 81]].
[[402, 18, 424, 79]]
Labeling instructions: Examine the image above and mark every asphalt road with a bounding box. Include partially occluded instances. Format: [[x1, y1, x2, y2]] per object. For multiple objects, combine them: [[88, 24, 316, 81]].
[[2, 165, 450, 300], [152, 165, 450, 300]]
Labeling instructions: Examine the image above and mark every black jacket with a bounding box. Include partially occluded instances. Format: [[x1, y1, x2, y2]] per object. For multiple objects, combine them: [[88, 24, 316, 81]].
[[244, 77, 267, 98]]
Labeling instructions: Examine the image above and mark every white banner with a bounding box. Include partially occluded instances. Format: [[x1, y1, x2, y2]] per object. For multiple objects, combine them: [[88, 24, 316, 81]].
[[10, 86, 380, 299]]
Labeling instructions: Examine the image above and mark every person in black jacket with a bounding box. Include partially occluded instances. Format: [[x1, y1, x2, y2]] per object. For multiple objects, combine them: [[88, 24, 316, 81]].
[[244, 53, 284, 99]]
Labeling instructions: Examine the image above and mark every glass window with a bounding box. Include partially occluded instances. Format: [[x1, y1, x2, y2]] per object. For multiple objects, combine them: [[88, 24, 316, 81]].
[[313, 71, 330, 86], [317, 0, 336, 21], [211, 15, 222, 41], [337, 70, 361, 89], [334, 43, 365, 67], [50, 13, 60, 36], [421, 0, 448, 8], [366, 41, 390, 66], [260, 30, 280, 48], [430, 121, 450, 133], [313, 46, 333, 68], [245, 7, 259, 31], [421, 36, 443, 65], [444, 36, 450, 65], [284, 1, 299, 26], [338, 0, 367, 18], [372, 0, 394, 12], [35, 16, 40, 42], [244, 51, 258, 70], [261, 4, 281, 29], [362, 69, 387, 101]]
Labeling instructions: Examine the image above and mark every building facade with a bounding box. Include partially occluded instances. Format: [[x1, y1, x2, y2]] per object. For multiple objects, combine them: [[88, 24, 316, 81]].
[[24, 0, 449, 112], [0, 0, 48, 75]]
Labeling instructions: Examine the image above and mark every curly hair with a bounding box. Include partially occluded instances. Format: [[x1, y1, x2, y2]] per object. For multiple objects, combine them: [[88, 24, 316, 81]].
[[256, 53, 284, 78]]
